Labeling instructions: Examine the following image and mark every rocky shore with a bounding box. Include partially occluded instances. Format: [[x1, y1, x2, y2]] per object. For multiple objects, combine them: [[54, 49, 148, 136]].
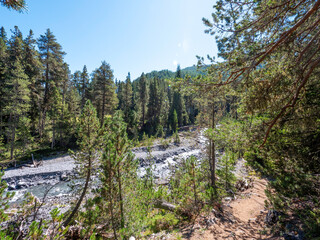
[[3, 130, 206, 220]]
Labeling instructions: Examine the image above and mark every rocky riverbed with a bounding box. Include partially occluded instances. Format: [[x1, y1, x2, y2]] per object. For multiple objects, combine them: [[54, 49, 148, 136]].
[[3, 129, 207, 219]]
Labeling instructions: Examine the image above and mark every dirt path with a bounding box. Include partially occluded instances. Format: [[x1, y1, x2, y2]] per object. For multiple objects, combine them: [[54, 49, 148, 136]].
[[179, 177, 278, 240], [230, 178, 267, 222]]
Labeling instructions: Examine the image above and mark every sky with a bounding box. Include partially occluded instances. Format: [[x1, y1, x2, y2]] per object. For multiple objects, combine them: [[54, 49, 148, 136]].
[[0, 0, 217, 80]]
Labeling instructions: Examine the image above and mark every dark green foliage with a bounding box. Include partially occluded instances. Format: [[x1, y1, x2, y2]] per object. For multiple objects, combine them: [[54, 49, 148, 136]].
[[138, 72, 148, 127], [168, 66, 188, 129], [146, 77, 165, 135], [200, 0, 320, 237], [148, 212, 179, 233], [0, 25, 200, 163], [172, 110, 178, 133], [169, 156, 207, 215], [3, 57, 30, 160], [64, 100, 100, 227], [217, 150, 236, 191], [0, 171, 13, 223], [80, 112, 141, 238], [80, 65, 89, 108], [23, 30, 42, 136], [92, 61, 118, 125], [38, 28, 66, 141]]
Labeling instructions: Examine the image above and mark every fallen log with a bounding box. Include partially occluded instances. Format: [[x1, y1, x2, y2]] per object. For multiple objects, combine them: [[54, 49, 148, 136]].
[[153, 200, 177, 212], [153, 200, 192, 218]]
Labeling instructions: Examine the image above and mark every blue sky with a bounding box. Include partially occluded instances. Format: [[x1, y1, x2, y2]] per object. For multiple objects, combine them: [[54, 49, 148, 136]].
[[0, 0, 217, 80]]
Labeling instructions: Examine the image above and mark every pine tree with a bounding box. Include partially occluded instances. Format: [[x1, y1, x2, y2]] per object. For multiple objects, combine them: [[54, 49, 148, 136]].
[[117, 81, 125, 111], [172, 109, 178, 133], [169, 66, 188, 130], [3, 58, 30, 160], [97, 111, 137, 237], [71, 70, 81, 94], [56, 63, 72, 147], [0, 27, 7, 42], [63, 100, 100, 227], [23, 30, 42, 136], [80, 65, 89, 109], [38, 29, 65, 140], [92, 61, 118, 125], [0, 0, 26, 11], [123, 73, 133, 120], [2, 29, 31, 160], [146, 77, 163, 134], [49, 87, 63, 149], [8, 26, 23, 58], [65, 83, 81, 139], [138, 72, 148, 127], [0, 28, 8, 137]]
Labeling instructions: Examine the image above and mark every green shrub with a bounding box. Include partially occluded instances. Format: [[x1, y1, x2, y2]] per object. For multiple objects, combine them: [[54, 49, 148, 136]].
[[149, 212, 179, 232]]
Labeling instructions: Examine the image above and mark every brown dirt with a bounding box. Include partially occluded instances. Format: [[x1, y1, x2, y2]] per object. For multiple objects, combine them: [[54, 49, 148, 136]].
[[175, 177, 279, 240]]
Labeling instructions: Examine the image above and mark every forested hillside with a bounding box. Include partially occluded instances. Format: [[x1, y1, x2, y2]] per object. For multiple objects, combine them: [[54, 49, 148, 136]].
[[0, 26, 205, 162]]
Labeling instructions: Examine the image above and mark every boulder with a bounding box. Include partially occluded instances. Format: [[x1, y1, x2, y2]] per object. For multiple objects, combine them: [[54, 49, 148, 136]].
[[16, 181, 28, 189], [265, 209, 282, 225], [60, 173, 69, 181], [8, 184, 16, 191]]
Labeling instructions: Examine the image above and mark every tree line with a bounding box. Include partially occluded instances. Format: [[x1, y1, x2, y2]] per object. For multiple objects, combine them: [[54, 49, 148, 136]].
[[0, 26, 199, 162]]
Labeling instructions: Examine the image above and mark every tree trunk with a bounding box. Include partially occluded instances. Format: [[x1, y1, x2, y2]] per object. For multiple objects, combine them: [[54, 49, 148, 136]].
[[0, 113, 3, 136], [40, 55, 49, 139], [108, 168, 118, 240], [63, 155, 91, 227], [142, 103, 145, 126], [117, 168, 124, 229], [9, 114, 16, 161], [154, 200, 177, 212], [192, 167, 197, 206], [51, 118, 55, 149], [101, 85, 106, 126], [209, 101, 216, 200]]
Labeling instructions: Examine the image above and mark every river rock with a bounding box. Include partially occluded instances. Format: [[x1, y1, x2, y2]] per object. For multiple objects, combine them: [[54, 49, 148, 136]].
[[224, 197, 232, 202], [8, 184, 16, 190], [60, 173, 68, 181], [16, 181, 28, 189]]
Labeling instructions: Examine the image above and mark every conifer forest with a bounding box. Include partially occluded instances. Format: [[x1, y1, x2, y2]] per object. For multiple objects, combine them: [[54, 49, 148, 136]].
[[0, 0, 319, 239]]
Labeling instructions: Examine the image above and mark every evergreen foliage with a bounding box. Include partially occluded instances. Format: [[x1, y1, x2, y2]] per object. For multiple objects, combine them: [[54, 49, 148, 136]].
[[0, 26, 200, 163], [0, 0, 26, 11], [0, 0, 319, 236], [64, 100, 100, 227], [92, 61, 118, 125]]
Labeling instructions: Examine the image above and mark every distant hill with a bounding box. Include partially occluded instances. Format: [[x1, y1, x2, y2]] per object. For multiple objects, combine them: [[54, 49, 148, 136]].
[[133, 65, 207, 82]]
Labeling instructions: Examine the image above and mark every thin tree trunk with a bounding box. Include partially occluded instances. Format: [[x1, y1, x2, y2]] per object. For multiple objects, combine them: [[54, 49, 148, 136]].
[[38, 111, 42, 138], [108, 167, 118, 240], [0, 113, 3, 136], [41, 110, 46, 139], [51, 118, 55, 149], [9, 114, 16, 161], [101, 86, 106, 126], [109, 190, 118, 240], [209, 101, 216, 200], [41, 54, 49, 139], [192, 166, 197, 206], [63, 155, 91, 227], [142, 104, 145, 126], [117, 168, 124, 229]]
